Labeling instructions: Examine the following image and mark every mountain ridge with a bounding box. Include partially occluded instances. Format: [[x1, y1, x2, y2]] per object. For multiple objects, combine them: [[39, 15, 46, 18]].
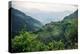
[[10, 7, 43, 36]]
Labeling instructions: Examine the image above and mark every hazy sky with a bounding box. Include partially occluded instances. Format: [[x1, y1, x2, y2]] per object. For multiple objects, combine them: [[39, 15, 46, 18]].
[[11, 1, 78, 24]]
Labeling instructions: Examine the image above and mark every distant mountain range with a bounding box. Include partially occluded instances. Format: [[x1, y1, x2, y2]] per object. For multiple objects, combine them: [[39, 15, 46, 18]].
[[10, 7, 43, 35], [10, 7, 78, 38], [23, 9, 74, 24]]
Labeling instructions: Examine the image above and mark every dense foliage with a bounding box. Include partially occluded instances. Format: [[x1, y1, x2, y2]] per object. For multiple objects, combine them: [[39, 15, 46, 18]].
[[11, 31, 65, 52], [10, 9, 78, 53]]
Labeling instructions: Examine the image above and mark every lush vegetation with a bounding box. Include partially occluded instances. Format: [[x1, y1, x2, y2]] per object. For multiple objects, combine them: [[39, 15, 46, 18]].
[[11, 31, 65, 52], [10, 8, 78, 53]]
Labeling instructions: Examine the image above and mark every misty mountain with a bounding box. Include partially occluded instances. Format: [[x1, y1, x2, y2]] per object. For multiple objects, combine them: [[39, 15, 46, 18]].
[[10, 7, 43, 35], [22, 8, 75, 24], [37, 10, 78, 45]]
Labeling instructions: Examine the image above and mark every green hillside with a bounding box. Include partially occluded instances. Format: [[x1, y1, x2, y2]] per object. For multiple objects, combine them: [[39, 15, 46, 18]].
[[10, 8, 42, 37], [10, 10, 78, 53]]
